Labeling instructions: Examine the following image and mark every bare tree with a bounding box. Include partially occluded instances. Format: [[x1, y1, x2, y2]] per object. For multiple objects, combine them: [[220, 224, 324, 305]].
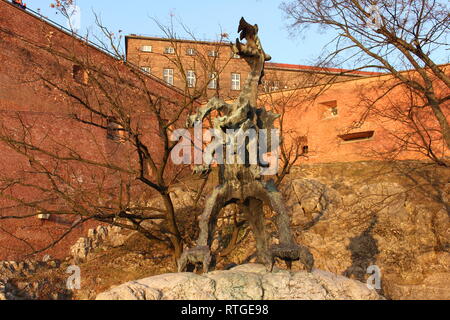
[[281, 0, 449, 165], [0, 3, 234, 260], [352, 79, 449, 165], [258, 75, 328, 185], [151, 19, 236, 101]]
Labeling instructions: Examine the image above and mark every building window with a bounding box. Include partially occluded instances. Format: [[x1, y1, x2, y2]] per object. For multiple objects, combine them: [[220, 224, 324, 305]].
[[164, 47, 175, 54], [296, 136, 309, 155], [163, 68, 174, 85], [208, 50, 219, 57], [231, 73, 241, 91], [73, 65, 89, 85], [186, 48, 196, 56], [263, 80, 280, 93], [338, 131, 375, 142], [107, 117, 126, 142], [186, 70, 196, 88], [331, 107, 339, 117], [208, 72, 218, 89], [141, 66, 151, 74], [320, 100, 338, 119], [140, 45, 152, 53], [37, 210, 51, 220]]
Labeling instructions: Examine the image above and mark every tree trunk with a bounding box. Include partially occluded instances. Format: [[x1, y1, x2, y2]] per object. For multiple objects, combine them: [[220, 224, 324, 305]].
[[161, 192, 183, 259]]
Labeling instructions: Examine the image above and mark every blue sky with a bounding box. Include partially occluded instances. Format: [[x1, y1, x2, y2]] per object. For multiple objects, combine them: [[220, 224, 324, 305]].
[[25, 0, 334, 66], [24, 1, 448, 67]]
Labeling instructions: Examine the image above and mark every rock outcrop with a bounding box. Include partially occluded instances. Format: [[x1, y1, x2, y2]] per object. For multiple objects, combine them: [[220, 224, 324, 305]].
[[96, 264, 383, 300], [0, 257, 60, 281], [70, 225, 130, 263], [0, 256, 69, 300], [0, 280, 14, 300], [89, 162, 448, 300], [280, 162, 450, 300]]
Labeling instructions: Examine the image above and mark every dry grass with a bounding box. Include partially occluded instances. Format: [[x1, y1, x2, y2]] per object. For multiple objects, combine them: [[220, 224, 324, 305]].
[[73, 233, 176, 300], [8, 233, 176, 300]]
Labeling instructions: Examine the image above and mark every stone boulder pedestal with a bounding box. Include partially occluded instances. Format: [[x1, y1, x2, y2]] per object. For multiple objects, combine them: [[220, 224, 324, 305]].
[[96, 264, 383, 300]]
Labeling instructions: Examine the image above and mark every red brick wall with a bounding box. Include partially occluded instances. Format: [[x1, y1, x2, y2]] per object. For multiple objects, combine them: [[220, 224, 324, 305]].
[[260, 71, 449, 164], [0, 0, 186, 260]]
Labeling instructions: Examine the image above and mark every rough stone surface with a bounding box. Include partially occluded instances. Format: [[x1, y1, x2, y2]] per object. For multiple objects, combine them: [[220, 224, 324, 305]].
[[0, 258, 59, 280], [144, 163, 448, 300], [133, 163, 449, 300], [96, 264, 382, 300], [280, 163, 450, 300], [0, 281, 8, 300], [70, 225, 130, 263], [0, 256, 67, 300]]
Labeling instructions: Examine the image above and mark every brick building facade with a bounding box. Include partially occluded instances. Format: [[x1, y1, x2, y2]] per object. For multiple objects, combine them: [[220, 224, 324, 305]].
[[125, 35, 379, 100], [259, 67, 449, 164]]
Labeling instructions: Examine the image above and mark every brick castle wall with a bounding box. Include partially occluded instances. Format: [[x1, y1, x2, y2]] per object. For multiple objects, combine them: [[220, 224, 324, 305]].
[[0, 0, 185, 260]]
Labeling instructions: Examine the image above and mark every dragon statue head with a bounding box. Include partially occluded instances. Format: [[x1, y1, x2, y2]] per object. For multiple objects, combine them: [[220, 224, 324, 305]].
[[232, 17, 272, 84]]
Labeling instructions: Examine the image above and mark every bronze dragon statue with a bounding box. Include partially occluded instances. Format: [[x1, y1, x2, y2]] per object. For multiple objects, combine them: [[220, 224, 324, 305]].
[[179, 18, 314, 273]]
